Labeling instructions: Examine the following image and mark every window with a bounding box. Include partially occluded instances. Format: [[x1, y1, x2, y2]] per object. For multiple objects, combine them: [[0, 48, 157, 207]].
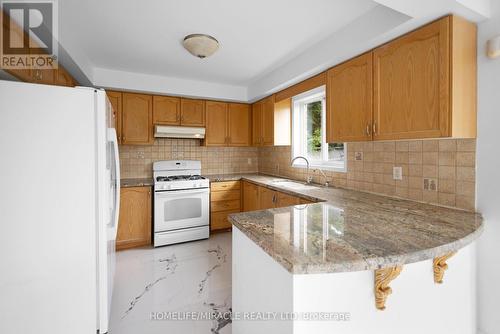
[[291, 86, 345, 171]]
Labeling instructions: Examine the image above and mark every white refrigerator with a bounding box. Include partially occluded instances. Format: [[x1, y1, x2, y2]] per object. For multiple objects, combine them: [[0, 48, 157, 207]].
[[0, 80, 120, 334]]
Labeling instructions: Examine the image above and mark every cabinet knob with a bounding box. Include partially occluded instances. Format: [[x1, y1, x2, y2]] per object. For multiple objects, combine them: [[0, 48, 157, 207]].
[[366, 123, 372, 136], [373, 122, 377, 136]]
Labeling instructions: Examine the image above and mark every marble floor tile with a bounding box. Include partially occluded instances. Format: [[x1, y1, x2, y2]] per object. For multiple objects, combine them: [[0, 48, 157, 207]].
[[109, 232, 232, 334]]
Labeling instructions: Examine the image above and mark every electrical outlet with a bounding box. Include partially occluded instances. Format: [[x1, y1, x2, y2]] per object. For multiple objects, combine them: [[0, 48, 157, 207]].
[[423, 178, 438, 191], [354, 152, 363, 161], [393, 166, 403, 180]]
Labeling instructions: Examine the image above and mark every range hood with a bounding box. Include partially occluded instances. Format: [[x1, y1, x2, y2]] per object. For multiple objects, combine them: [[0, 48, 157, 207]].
[[154, 125, 205, 139]]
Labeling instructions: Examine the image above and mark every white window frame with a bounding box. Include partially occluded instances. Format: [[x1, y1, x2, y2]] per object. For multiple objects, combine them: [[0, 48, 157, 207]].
[[291, 86, 346, 172]]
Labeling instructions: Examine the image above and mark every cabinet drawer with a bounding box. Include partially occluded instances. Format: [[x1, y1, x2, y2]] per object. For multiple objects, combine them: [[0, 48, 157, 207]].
[[211, 190, 241, 202], [211, 210, 238, 231], [211, 181, 240, 192], [211, 199, 241, 212]]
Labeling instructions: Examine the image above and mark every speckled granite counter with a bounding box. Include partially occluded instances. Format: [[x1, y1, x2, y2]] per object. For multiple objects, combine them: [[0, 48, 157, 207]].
[[227, 174, 483, 274], [120, 178, 154, 188]]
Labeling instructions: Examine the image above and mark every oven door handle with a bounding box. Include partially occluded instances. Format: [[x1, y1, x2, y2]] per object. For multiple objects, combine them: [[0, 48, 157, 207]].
[[155, 188, 209, 197]]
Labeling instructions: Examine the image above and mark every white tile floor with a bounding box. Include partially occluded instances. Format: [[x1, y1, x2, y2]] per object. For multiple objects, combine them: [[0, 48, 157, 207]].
[[109, 232, 232, 334]]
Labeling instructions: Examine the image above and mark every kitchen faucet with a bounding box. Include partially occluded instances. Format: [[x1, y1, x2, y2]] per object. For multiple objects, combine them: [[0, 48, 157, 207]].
[[291, 156, 312, 184], [315, 168, 329, 187]]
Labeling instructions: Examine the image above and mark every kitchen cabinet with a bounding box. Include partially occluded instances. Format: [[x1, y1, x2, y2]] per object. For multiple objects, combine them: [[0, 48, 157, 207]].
[[210, 181, 241, 231], [242, 181, 260, 211], [252, 95, 291, 146], [259, 186, 277, 210], [180, 98, 205, 127], [327, 52, 373, 142], [121, 93, 153, 145], [107, 91, 122, 143], [116, 187, 152, 250], [372, 15, 476, 140], [242, 181, 313, 211], [205, 101, 251, 146], [153, 95, 181, 125], [205, 101, 228, 146], [228, 103, 251, 146], [55, 68, 76, 87]]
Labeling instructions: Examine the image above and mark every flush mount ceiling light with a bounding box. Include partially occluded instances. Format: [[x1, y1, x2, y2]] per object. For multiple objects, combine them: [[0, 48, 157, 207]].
[[183, 34, 219, 59]]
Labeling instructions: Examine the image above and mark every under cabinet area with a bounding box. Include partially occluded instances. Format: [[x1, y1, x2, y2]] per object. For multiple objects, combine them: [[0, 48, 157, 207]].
[[116, 187, 152, 250], [210, 181, 242, 232]]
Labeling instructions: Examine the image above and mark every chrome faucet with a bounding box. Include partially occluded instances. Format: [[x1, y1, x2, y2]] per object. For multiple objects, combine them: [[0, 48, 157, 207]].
[[291, 156, 312, 184], [315, 168, 329, 187]]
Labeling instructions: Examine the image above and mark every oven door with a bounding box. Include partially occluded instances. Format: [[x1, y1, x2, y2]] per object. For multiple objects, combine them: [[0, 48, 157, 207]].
[[154, 188, 209, 232]]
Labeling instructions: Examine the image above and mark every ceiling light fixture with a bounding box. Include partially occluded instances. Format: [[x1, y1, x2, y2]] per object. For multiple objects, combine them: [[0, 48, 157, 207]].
[[183, 34, 219, 59]]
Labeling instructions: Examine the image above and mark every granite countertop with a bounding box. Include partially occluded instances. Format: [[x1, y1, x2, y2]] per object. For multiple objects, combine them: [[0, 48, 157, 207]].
[[227, 174, 483, 275], [120, 178, 154, 188]]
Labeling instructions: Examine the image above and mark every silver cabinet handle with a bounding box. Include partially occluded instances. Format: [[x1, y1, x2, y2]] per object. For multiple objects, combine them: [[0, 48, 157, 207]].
[[373, 122, 377, 136]]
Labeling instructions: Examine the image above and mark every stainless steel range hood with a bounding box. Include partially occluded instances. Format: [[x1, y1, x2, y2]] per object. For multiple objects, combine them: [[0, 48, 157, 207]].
[[154, 125, 206, 139]]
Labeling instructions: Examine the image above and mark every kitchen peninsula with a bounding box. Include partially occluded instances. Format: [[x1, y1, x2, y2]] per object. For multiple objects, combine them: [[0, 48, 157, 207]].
[[229, 175, 483, 334]]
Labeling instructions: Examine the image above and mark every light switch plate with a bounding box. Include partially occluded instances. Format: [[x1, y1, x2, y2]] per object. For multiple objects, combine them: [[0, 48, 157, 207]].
[[354, 152, 363, 161], [393, 166, 403, 180]]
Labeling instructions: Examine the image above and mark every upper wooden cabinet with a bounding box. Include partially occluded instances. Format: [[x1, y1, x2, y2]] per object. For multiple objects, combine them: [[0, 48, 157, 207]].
[[252, 101, 263, 146], [205, 101, 228, 146], [251, 95, 290, 147], [180, 98, 205, 126], [228, 103, 251, 146], [327, 52, 373, 142], [205, 101, 251, 147], [153, 96, 181, 125], [122, 93, 153, 145], [372, 15, 476, 140], [107, 91, 123, 143]]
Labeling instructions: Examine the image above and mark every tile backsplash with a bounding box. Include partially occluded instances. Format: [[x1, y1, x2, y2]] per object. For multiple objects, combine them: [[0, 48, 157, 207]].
[[119, 139, 259, 178], [120, 138, 476, 211], [259, 139, 476, 211]]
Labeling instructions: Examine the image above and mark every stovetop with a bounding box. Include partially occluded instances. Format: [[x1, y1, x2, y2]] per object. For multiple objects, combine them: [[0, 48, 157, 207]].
[[156, 175, 206, 182]]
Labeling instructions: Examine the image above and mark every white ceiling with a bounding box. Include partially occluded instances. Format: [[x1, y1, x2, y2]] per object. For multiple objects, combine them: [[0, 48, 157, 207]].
[[59, 0, 377, 86]]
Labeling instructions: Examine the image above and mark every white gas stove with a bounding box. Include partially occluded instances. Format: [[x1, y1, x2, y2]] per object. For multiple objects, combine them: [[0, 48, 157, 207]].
[[153, 160, 209, 247]]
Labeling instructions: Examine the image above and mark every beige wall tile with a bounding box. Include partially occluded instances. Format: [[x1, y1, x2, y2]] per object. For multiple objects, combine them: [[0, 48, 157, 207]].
[[422, 152, 438, 165], [396, 141, 409, 152], [438, 193, 456, 207], [423, 140, 439, 152], [438, 166, 456, 180], [409, 152, 422, 164], [456, 167, 475, 181], [456, 195, 475, 211], [439, 140, 457, 152], [439, 179, 456, 194], [409, 164, 423, 176], [456, 152, 476, 167], [423, 165, 438, 178], [409, 141, 423, 152], [408, 189, 423, 201], [456, 139, 476, 152], [438, 152, 456, 166], [409, 176, 423, 190], [396, 152, 409, 164], [456, 181, 475, 196]]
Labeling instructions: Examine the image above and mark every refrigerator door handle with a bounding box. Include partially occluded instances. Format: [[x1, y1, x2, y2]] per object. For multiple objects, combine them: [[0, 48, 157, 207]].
[[108, 128, 120, 239]]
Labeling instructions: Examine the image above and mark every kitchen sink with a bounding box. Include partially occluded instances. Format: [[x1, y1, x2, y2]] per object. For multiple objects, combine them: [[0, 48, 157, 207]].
[[270, 180, 318, 191]]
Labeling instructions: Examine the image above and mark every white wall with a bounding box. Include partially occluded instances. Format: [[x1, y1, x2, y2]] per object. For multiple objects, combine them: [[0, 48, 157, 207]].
[[476, 1, 500, 333]]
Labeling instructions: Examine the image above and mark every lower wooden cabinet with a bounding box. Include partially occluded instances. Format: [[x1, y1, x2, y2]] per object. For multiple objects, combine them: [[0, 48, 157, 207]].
[[116, 187, 152, 250], [242, 181, 260, 211], [210, 181, 241, 232], [241, 181, 315, 211]]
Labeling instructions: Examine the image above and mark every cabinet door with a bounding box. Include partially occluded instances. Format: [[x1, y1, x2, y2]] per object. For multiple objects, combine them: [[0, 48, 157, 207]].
[[252, 102, 263, 146], [327, 52, 373, 142], [116, 187, 152, 250], [277, 192, 300, 208], [258, 186, 276, 210], [107, 91, 122, 143], [31, 68, 55, 85], [181, 98, 205, 126], [373, 18, 450, 140], [228, 103, 251, 146], [211, 210, 238, 231], [261, 95, 275, 146], [242, 181, 260, 211], [205, 101, 228, 146], [153, 96, 180, 125], [122, 93, 153, 145]]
